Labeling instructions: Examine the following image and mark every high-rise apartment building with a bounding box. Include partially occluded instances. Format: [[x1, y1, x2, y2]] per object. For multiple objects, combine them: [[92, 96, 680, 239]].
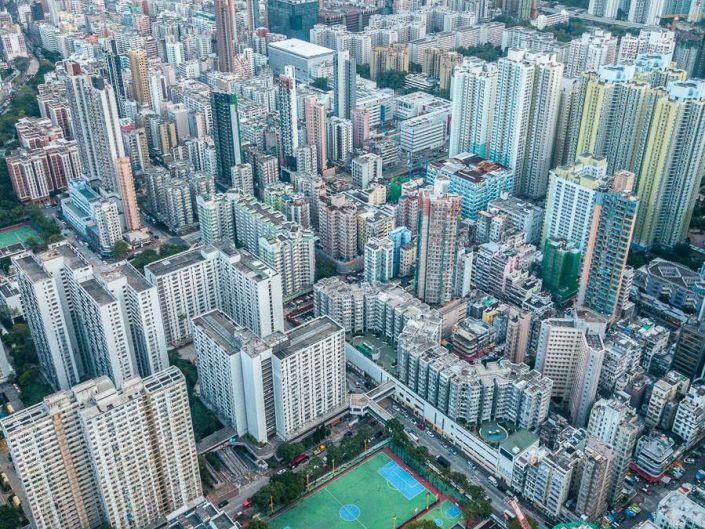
[[128, 49, 150, 106], [371, 43, 409, 79], [144, 242, 285, 345], [364, 237, 394, 283], [63, 62, 140, 231], [12, 252, 81, 390], [351, 152, 382, 189], [578, 172, 639, 322], [588, 393, 643, 503], [415, 176, 462, 305], [231, 163, 255, 196], [333, 50, 356, 119], [272, 316, 347, 440], [318, 194, 359, 262], [449, 58, 497, 158], [633, 80, 705, 247], [671, 320, 705, 380], [73, 277, 136, 389], [304, 95, 327, 173], [1, 368, 201, 529], [100, 263, 169, 377], [535, 313, 605, 420], [565, 29, 618, 77], [198, 191, 316, 298], [574, 66, 656, 178], [490, 49, 563, 199], [277, 66, 300, 167], [575, 438, 615, 521], [542, 153, 609, 252], [326, 116, 353, 165], [193, 310, 275, 442], [13, 243, 169, 389], [215, 0, 237, 72], [211, 91, 243, 187]]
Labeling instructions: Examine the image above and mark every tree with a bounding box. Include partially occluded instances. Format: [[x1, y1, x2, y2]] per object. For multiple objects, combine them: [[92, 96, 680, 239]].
[[252, 471, 306, 511], [457, 43, 502, 62], [276, 442, 305, 463], [311, 77, 329, 91], [508, 515, 538, 529], [376, 71, 407, 90], [13, 57, 30, 73], [357, 63, 371, 79], [248, 520, 270, 529], [24, 235, 41, 252], [113, 240, 130, 258], [406, 520, 438, 529], [409, 62, 422, 73], [315, 254, 336, 280], [0, 505, 24, 528]]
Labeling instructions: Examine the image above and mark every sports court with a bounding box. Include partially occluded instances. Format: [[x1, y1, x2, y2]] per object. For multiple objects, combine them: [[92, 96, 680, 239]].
[[0, 224, 39, 250], [420, 500, 463, 528], [270, 451, 438, 529]]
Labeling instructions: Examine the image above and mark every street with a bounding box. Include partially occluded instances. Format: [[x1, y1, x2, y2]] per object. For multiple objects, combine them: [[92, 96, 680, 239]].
[[344, 368, 549, 528], [385, 401, 550, 529], [620, 451, 705, 529]]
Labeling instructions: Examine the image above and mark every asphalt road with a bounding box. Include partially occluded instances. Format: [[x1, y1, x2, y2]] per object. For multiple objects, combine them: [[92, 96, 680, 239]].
[[386, 402, 551, 529], [343, 369, 550, 528], [621, 449, 705, 529]]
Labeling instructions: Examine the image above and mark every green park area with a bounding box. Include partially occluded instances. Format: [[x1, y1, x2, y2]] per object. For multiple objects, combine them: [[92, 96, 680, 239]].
[[270, 451, 436, 529]]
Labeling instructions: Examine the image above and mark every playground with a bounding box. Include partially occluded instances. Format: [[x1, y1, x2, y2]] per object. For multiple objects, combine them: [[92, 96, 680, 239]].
[[269, 450, 439, 529], [0, 223, 39, 250], [420, 500, 464, 528]]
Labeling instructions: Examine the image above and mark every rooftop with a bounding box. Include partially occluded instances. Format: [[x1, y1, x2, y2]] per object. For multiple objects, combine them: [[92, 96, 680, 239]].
[[144, 247, 205, 277], [500, 429, 539, 456], [275, 316, 342, 360], [656, 491, 705, 529], [193, 310, 269, 358], [268, 38, 334, 59], [79, 278, 116, 306], [14, 255, 48, 282]]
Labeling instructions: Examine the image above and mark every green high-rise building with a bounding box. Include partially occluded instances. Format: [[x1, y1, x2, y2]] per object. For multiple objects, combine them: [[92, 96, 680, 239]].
[[542, 238, 581, 303]]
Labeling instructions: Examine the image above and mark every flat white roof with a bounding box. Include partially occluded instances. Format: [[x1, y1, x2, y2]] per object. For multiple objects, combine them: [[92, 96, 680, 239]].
[[268, 38, 334, 59]]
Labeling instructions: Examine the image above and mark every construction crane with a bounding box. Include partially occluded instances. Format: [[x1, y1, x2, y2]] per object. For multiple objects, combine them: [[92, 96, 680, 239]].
[[508, 496, 533, 529]]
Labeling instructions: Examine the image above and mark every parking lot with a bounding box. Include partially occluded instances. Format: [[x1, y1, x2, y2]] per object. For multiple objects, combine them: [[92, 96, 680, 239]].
[[619, 446, 705, 529]]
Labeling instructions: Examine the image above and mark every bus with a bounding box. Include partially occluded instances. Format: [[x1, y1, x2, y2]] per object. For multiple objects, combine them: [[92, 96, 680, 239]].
[[289, 454, 310, 469], [406, 430, 420, 444]]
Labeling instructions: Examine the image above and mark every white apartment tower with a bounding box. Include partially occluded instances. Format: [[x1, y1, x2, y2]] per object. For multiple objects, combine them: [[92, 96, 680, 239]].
[[364, 237, 394, 283], [535, 313, 605, 427], [0, 368, 201, 529], [192, 310, 275, 442], [214, 241, 285, 338], [144, 242, 285, 345], [587, 393, 643, 503], [99, 263, 169, 377], [351, 152, 383, 189], [448, 58, 497, 158], [490, 49, 562, 199], [272, 317, 347, 440], [542, 154, 609, 252], [13, 243, 168, 389], [74, 278, 136, 389], [13, 253, 81, 390]]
